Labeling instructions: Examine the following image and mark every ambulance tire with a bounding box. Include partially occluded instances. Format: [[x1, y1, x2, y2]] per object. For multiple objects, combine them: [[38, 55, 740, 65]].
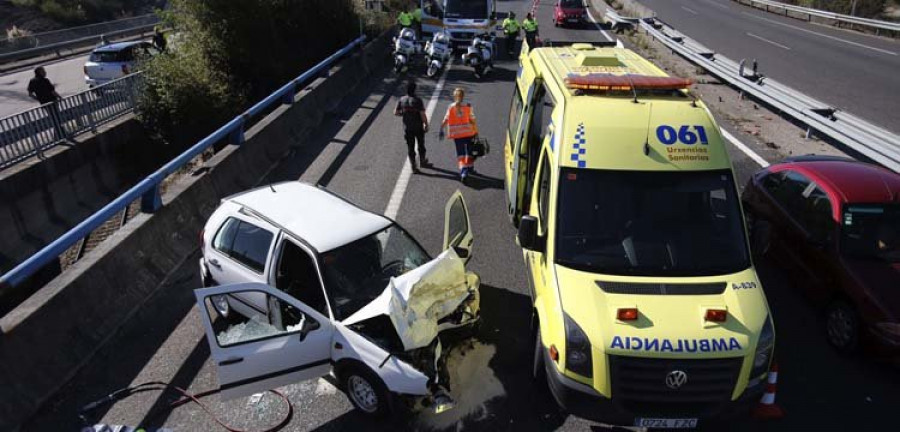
[[533, 326, 545, 382], [339, 364, 393, 417], [825, 299, 860, 354]]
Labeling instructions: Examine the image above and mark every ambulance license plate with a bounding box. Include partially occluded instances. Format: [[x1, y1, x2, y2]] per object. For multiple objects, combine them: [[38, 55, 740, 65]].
[[635, 418, 698, 429]]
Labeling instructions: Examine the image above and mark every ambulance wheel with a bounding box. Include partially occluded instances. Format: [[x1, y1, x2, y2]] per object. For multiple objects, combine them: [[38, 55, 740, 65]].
[[825, 299, 860, 354], [340, 365, 393, 417]]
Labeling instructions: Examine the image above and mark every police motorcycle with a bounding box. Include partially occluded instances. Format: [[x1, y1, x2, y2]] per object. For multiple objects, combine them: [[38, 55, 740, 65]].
[[424, 30, 452, 78], [392, 27, 422, 74], [461, 32, 496, 79]]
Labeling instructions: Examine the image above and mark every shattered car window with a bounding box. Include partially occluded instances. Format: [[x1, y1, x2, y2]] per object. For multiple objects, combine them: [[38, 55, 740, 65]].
[[321, 225, 429, 320], [207, 293, 306, 347]]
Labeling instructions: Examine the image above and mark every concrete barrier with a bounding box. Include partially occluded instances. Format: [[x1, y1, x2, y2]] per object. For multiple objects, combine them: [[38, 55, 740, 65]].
[[0, 32, 391, 431], [0, 116, 163, 316]]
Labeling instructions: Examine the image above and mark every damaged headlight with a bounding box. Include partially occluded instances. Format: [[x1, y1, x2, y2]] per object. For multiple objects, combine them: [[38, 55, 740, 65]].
[[564, 312, 593, 379], [750, 317, 775, 379]]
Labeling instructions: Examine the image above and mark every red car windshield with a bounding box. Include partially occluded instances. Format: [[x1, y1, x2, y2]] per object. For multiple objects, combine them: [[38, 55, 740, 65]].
[[841, 204, 900, 263]]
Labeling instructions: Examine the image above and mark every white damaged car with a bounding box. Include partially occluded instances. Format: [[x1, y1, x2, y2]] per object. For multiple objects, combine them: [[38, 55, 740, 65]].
[[196, 182, 480, 416]]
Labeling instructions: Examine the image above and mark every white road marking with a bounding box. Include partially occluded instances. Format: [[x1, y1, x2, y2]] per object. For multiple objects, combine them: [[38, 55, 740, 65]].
[[681, 6, 699, 15], [720, 128, 770, 167], [698, 0, 730, 10], [746, 32, 791, 50], [742, 12, 898, 56], [585, 5, 615, 42], [384, 61, 451, 219]]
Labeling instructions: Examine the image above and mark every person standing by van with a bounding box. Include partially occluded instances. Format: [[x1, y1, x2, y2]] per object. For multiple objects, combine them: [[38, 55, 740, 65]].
[[440, 88, 478, 183], [523, 12, 539, 48]]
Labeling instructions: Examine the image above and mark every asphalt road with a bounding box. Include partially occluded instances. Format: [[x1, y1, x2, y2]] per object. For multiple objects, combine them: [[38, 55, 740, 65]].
[[638, 0, 900, 133], [21, 1, 900, 431], [0, 54, 90, 118]]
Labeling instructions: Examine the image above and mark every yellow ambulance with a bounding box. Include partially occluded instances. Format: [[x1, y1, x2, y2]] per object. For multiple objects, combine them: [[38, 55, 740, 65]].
[[504, 43, 775, 428]]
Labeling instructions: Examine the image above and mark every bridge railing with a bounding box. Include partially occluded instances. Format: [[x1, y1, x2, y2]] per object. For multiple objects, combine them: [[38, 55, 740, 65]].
[[0, 35, 367, 293], [0, 14, 160, 60], [734, 0, 900, 33], [0, 73, 141, 170]]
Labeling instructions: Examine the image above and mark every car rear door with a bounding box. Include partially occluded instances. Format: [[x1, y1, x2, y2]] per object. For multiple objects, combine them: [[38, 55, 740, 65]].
[[195, 282, 333, 400], [205, 215, 277, 315]]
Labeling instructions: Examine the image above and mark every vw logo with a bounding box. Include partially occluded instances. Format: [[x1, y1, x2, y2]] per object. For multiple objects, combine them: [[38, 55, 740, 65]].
[[665, 370, 688, 389]]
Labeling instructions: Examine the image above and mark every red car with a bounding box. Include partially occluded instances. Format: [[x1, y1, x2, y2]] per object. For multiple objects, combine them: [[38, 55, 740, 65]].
[[742, 155, 900, 355], [554, 0, 587, 27]]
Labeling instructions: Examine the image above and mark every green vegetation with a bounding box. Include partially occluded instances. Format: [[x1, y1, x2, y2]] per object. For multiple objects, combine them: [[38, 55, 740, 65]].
[[137, 0, 366, 147], [10, 0, 164, 24]]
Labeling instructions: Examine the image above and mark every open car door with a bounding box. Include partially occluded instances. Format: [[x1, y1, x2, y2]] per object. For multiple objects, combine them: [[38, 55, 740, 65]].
[[443, 190, 474, 263], [194, 282, 333, 400]]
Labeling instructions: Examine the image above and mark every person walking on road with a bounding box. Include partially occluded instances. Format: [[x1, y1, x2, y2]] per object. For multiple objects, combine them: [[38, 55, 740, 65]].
[[502, 12, 521, 56], [523, 12, 539, 49], [27, 66, 65, 140], [440, 88, 478, 183], [395, 80, 431, 173]]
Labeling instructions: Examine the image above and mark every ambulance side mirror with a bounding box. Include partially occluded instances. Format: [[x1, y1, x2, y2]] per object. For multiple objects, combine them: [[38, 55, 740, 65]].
[[518, 215, 544, 252]]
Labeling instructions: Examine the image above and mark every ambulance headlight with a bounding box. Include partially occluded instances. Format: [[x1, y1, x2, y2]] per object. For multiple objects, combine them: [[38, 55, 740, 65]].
[[564, 312, 593, 379], [751, 317, 775, 379]]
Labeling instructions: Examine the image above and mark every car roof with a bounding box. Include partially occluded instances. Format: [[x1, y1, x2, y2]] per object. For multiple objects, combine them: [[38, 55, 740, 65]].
[[227, 182, 392, 252], [778, 160, 900, 204], [93, 41, 146, 52]]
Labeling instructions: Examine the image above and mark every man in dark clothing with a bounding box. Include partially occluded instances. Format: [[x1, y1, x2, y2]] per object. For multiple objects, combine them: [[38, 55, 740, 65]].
[[27, 67, 65, 140], [394, 80, 431, 173], [153, 27, 167, 52]]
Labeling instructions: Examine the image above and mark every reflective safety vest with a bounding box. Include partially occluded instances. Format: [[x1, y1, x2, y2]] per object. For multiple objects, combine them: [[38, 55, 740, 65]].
[[446, 104, 478, 139], [523, 18, 538, 32], [502, 18, 520, 34], [398, 12, 413, 27], [413, 8, 423, 23]]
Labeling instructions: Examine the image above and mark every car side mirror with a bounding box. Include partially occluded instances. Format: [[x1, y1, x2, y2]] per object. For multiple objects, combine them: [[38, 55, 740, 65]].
[[518, 215, 544, 252], [298, 316, 320, 342]]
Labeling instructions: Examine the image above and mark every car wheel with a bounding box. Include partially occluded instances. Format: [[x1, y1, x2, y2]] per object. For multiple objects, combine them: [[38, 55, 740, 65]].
[[341, 365, 392, 417], [210, 294, 231, 319], [825, 300, 860, 353]]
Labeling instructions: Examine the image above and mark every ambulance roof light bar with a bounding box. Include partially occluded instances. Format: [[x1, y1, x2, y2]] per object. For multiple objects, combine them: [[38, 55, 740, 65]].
[[565, 73, 693, 92]]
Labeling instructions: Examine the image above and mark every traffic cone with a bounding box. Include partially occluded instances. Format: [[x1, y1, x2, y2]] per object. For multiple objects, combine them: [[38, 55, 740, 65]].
[[752, 362, 785, 420]]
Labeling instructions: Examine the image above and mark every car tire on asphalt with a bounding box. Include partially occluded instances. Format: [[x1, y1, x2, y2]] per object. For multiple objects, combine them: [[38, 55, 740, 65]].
[[340, 364, 393, 417], [825, 299, 860, 354]]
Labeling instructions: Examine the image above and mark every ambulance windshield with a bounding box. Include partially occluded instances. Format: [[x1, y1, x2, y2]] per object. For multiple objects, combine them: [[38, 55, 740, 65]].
[[555, 169, 750, 276]]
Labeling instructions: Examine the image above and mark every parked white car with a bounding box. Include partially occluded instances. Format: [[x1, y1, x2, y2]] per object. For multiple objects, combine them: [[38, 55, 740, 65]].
[[83, 41, 158, 87], [197, 182, 480, 416]]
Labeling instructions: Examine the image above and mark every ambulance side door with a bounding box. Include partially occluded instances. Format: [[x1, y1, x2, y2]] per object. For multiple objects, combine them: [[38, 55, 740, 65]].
[[506, 83, 535, 224]]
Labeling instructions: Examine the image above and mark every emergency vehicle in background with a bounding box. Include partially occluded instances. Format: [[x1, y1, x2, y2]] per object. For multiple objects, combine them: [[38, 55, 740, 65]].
[[504, 42, 775, 428], [420, 0, 497, 47]]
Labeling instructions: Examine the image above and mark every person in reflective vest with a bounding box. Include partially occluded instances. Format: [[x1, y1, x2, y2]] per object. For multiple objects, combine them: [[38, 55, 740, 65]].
[[398, 8, 413, 29], [501, 12, 520, 56], [412, 5, 424, 36], [440, 88, 478, 183], [523, 13, 539, 49]]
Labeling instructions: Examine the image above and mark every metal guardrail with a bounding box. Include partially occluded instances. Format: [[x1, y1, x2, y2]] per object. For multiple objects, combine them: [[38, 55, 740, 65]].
[[734, 0, 900, 33], [0, 24, 158, 64], [0, 35, 367, 292], [0, 73, 141, 170], [639, 17, 900, 173], [0, 14, 160, 54]]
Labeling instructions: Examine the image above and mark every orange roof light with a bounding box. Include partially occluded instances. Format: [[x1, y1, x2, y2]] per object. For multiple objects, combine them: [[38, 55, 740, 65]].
[[705, 309, 728, 323], [565, 73, 693, 91], [617, 308, 639, 321]]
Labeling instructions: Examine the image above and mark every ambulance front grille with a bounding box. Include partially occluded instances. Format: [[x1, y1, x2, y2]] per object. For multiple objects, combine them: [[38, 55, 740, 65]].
[[609, 355, 742, 417], [595, 281, 726, 295]]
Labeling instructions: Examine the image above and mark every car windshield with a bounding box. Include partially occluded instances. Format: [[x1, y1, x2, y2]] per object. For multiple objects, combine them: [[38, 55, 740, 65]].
[[841, 204, 900, 263], [560, 0, 583, 8], [320, 224, 429, 320], [445, 0, 488, 18], [555, 168, 750, 277]]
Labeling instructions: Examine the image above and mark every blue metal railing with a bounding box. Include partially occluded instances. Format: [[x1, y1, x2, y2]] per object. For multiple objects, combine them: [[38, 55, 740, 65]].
[[0, 35, 366, 292]]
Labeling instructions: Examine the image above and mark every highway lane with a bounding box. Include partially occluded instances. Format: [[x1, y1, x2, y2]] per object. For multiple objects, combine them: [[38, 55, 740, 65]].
[[21, 1, 900, 431], [0, 54, 90, 118], [638, 0, 900, 133]]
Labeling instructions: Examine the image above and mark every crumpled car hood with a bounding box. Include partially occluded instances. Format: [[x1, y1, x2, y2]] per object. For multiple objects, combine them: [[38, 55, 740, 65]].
[[342, 249, 473, 350]]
